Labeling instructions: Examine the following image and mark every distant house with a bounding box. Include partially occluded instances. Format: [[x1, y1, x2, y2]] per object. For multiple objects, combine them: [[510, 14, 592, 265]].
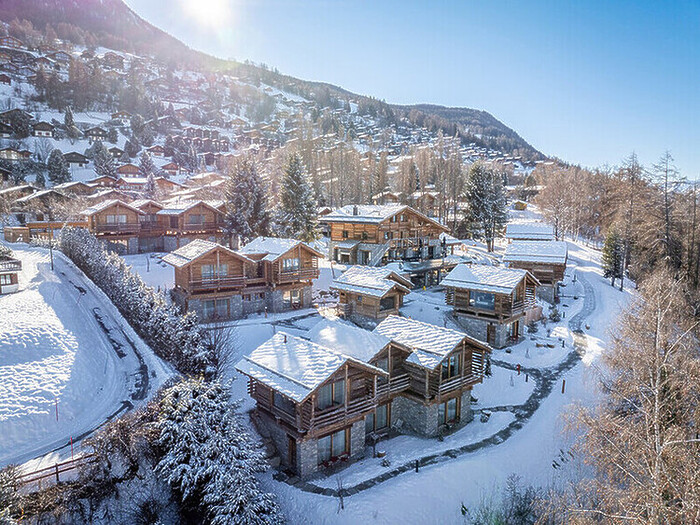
[[0, 121, 12, 138], [503, 241, 568, 303], [504, 223, 555, 242], [80, 200, 145, 253], [116, 163, 140, 176], [48, 51, 71, 64], [53, 181, 96, 197], [442, 264, 541, 348], [63, 151, 89, 168], [0, 254, 21, 295], [147, 144, 165, 157], [160, 162, 181, 176], [32, 121, 54, 138], [331, 266, 412, 322], [0, 73, 10, 86], [87, 175, 118, 187], [0, 148, 25, 162], [108, 146, 124, 159], [86, 126, 108, 143], [111, 110, 131, 126], [0, 36, 26, 51], [101, 52, 124, 70], [371, 190, 401, 205]]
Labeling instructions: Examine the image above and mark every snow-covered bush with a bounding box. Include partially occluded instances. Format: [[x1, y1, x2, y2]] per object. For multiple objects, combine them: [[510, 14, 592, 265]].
[[548, 307, 561, 323], [59, 227, 215, 375], [157, 378, 282, 525], [0, 244, 13, 260]]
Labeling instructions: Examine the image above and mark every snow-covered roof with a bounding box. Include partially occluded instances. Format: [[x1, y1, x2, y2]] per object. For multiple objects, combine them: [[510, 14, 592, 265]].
[[156, 200, 220, 216], [235, 332, 387, 402], [238, 236, 323, 261], [441, 264, 534, 295], [80, 199, 143, 216], [331, 266, 411, 298], [130, 199, 163, 210], [323, 204, 409, 224], [334, 239, 361, 250], [503, 241, 568, 265], [162, 239, 252, 268], [373, 315, 473, 369], [505, 222, 555, 241], [307, 318, 390, 363]]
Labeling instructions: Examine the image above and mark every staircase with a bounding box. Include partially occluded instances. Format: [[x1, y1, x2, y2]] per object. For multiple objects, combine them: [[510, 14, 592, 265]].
[[367, 241, 391, 266]]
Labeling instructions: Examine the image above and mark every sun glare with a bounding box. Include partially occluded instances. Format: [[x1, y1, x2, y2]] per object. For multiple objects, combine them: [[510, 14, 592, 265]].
[[180, 0, 232, 30]]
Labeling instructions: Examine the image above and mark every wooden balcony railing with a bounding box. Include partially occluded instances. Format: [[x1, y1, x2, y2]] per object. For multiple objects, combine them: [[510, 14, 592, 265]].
[[273, 267, 319, 283], [0, 259, 21, 272], [431, 373, 482, 397], [375, 374, 411, 398], [95, 223, 141, 233], [188, 275, 246, 292], [181, 222, 222, 232], [305, 396, 375, 429]]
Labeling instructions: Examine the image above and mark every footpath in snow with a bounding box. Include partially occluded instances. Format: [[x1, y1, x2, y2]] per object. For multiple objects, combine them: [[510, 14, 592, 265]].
[[0, 244, 171, 469]]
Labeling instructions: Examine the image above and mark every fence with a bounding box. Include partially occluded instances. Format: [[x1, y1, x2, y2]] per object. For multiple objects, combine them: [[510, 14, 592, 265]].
[[17, 454, 96, 492]]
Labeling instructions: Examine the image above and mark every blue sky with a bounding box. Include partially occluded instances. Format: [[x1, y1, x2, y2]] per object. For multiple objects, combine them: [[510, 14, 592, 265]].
[[125, 0, 700, 176]]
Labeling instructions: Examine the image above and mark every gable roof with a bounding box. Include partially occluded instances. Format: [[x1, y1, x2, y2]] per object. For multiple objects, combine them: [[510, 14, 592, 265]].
[[374, 315, 483, 369], [441, 264, 537, 295], [331, 266, 412, 298], [307, 318, 391, 363], [503, 241, 568, 265], [80, 199, 144, 216], [162, 239, 253, 268], [505, 222, 555, 241], [323, 204, 448, 231], [238, 236, 324, 261], [156, 199, 221, 216], [130, 199, 164, 211], [235, 332, 387, 403]]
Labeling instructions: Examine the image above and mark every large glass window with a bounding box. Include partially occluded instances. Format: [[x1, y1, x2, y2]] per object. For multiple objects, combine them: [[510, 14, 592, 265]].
[[441, 354, 460, 380], [470, 291, 495, 310], [331, 428, 346, 457], [202, 299, 216, 319], [317, 429, 348, 464], [380, 296, 396, 311], [187, 214, 205, 224], [317, 379, 345, 410], [0, 275, 11, 285], [106, 214, 127, 224], [201, 264, 216, 280], [283, 289, 301, 307], [366, 404, 389, 434], [438, 397, 459, 425], [282, 257, 300, 271], [317, 435, 332, 464], [273, 392, 295, 415]]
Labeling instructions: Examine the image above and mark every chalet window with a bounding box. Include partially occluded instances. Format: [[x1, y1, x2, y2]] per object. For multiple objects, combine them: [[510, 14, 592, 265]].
[[317, 379, 345, 410], [273, 392, 295, 415], [0, 275, 11, 285], [384, 231, 393, 240], [356, 295, 363, 304], [317, 428, 348, 464], [400, 214, 406, 222], [215, 299, 228, 318], [106, 214, 126, 224], [470, 291, 495, 310], [282, 257, 300, 272], [361, 231, 368, 240], [201, 264, 216, 280], [283, 289, 301, 307], [365, 403, 389, 433], [379, 296, 395, 311], [202, 299, 216, 319], [342, 230, 349, 239], [374, 357, 388, 372], [438, 397, 459, 425], [441, 354, 460, 380], [187, 214, 205, 224]]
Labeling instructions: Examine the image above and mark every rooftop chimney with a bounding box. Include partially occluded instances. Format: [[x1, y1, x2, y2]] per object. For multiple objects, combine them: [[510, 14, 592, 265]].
[[353, 205, 359, 216]]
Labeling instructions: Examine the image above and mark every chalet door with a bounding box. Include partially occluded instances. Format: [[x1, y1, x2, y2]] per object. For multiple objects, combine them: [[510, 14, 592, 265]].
[[287, 435, 297, 470], [510, 320, 519, 340], [486, 324, 496, 346], [170, 216, 178, 229]]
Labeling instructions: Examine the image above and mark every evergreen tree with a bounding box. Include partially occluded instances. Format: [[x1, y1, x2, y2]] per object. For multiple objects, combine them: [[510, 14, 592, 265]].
[[602, 228, 625, 288], [124, 137, 141, 158], [138, 150, 156, 178], [277, 153, 318, 242], [144, 172, 157, 199], [63, 105, 74, 129], [462, 162, 507, 251], [93, 142, 117, 179], [224, 158, 270, 246], [34, 171, 46, 188], [106, 127, 118, 144], [47, 149, 71, 185]]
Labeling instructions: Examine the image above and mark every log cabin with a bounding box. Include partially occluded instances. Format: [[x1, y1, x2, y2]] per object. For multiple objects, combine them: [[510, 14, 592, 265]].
[[442, 264, 542, 348], [504, 222, 555, 242], [0, 254, 21, 294], [156, 200, 226, 251], [324, 204, 449, 284], [80, 199, 145, 254], [503, 241, 568, 303], [331, 266, 411, 323], [235, 332, 388, 479], [163, 237, 323, 321]]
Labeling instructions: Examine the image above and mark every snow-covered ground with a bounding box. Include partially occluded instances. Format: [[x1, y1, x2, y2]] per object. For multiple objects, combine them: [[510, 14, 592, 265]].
[[0, 244, 172, 469], [121, 252, 174, 292]]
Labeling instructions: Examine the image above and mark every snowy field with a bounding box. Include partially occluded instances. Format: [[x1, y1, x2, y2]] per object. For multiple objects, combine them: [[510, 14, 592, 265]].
[[122, 252, 174, 292], [0, 244, 171, 469]]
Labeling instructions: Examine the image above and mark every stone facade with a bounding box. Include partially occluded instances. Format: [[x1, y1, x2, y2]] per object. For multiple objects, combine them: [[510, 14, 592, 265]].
[[454, 315, 522, 349], [390, 390, 474, 438]]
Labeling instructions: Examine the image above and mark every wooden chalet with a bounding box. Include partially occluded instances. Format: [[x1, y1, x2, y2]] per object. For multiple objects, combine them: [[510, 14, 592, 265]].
[[32, 121, 54, 138], [504, 222, 555, 242], [86, 126, 108, 143], [324, 204, 449, 266], [80, 199, 145, 253], [442, 264, 541, 348], [53, 181, 97, 197], [116, 163, 139, 176], [236, 332, 388, 478], [331, 266, 411, 322], [0, 254, 21, 294], [63, 152, 89, 168], [164, 237, 322, 321], [503, 241, 568, 303]]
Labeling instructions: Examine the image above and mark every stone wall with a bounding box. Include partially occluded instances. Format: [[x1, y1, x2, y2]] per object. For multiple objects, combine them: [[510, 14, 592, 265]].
[[391, 396, 440, 437], [453, 315, 520, 349]]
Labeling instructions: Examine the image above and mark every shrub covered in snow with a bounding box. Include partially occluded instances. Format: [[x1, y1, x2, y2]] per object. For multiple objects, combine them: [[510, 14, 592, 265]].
[[59, 227, 216, 375]]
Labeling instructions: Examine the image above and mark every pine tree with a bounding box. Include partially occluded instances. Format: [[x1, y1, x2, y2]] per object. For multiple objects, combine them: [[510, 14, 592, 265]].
[[277, 153, 318, 242], [138, 150, 156, 178], [93, 142, 117, 179], [34, 171, 46, 188], [462, 162, 507, 251], [63, 105, 74, 129], [107, 127, 118, 144], [224, 157, 270, 246], [47, 149, 71, 185], [144, 172, 156, 199], [602, 228, 624, 288]]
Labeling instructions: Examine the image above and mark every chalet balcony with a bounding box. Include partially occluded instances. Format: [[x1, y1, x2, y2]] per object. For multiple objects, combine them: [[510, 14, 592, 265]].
[[94, 223, 141, 234], [272, 267, 319, 284], [430, 373, 482, 398], [375, 374, 411, 398], [305, 396, 376, 429], [181, 222, 223, 233], [188, 275, 246, 292], [138, 222, 163, 233], [0, 259, 21, 272]]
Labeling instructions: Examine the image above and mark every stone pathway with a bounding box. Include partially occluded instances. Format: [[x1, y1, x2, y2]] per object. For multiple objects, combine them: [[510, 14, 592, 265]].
[[277, 273, 596, 497]]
